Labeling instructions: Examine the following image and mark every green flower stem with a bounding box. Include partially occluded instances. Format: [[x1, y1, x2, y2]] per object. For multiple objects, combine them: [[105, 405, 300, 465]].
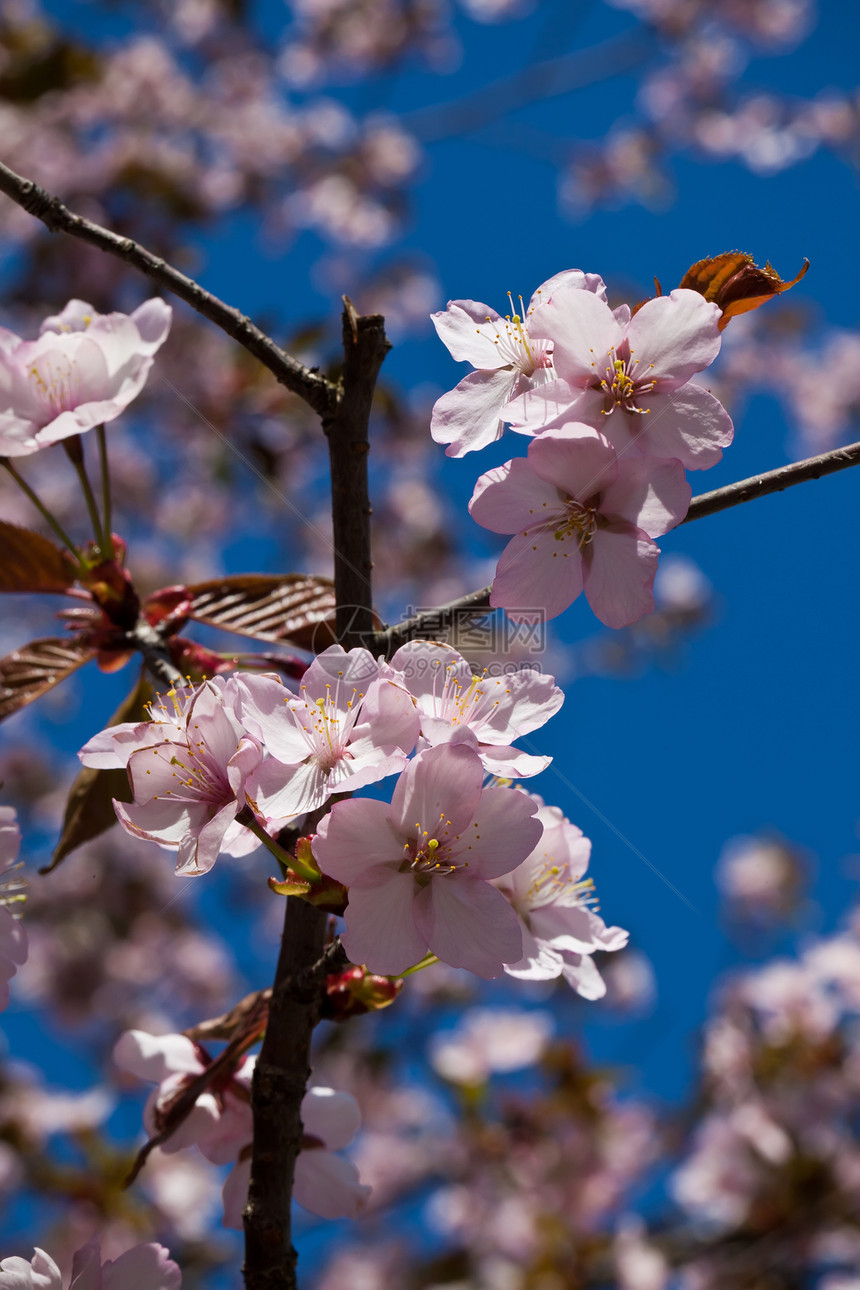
[[63, 436, 106, 554], [400, 952, 439, 977], [1, 458, 84, 562], [96, 426, 114, 559], [242, 816, 321, 883]]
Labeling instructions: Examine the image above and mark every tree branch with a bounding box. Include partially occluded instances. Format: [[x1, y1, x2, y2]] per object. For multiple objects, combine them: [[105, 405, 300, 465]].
[[244, 303, 387, 1290], [324, 298, 390, 645], [372, 438, 860, 654], [0, 160, 338, 419]]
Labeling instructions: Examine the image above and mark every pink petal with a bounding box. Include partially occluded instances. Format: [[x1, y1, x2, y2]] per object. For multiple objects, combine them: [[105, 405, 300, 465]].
[[221, 1158, 250, 1230], [416, 876, 523, 978], [294, 1149, 370, 1219], [527, 424, 618, 503], [431, 368, 516, 457], [625, 289, 722, 386], [0, 1248, 63, 1290], [115, 798, 205, 846], [340, 872, 428, 975], [349, 678, 420, 758], [68, 1238, 101, 1290], [503, 377, 578, 432], [599, 455, 691, 537], [527, 268, 607, 311], [469, 456, 563, 536], [301, 1087, 361, 1150], [250, 756, 328, 822], [528, 288, 622, 387], [478, 745, 552, 778], [622, 385, 734, 470], [454, 786, 543, 880], [431, 299, 506, 366], [389, 743, 483, 838], [113, 1031, 202, 1082], [560, 950, 607, 999], [101, 1243, 181, 1290], [128, 299, 173, 353], [583, 524, 658, 628], [312, 797, 400, 886], [490, 529, 584, 622]]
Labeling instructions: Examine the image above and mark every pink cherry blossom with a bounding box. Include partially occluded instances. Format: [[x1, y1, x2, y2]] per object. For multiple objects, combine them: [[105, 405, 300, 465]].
[[429, 269, 607, 457], [0, 298, 171, 457], [221, 1086, 370, 1226], [0, 806, 27, 1012], [113, 1030, 253, 1162], [312, 741, 543, 978], [80, 677, 262, 876], [492, 795, 628, 999], [469, 424, 690, 627], [508, 286, 732, 470], [0, 1240, 181, 1290], [386, 640, 563, 777], [238, 646, 419, 825]]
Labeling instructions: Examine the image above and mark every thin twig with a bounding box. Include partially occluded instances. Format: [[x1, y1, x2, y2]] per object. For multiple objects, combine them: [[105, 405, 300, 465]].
[[372, 438, 860, 654], [0, 160, 338, 419], [129, 618, 183, 688]]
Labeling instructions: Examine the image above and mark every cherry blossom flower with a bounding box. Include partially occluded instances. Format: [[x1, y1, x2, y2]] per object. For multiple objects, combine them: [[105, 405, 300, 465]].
[[113, 1030, 253, 1161], [222, 1086, 370, 1226], [507, 286, 732, 470], [312, 741, 542, 978], [0, 1239, 181, 1289], [0, 298, 171, 457], [80, 677, 262, 876], [0, 806, 27, 1012], [386, 640, 563, 777], [469, 424, 690, 627], [429, 269, 607, 457], [237, 646, 419, 824], [429, 1007, 553, 1085], [492, 795, 628, 999]]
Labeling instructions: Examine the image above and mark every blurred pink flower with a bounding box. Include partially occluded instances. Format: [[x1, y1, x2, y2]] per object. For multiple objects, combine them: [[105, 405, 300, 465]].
[[313, 741, 542, 977], [429, 269, 606, 456], [469, 425, 690, 626], [0, 1239, 181, 1289], [222, 1086, 370, 1226], [0, 298, 171, 457], [113, 1029, 253, 1161], [0, 806, 26, 1012], [238, 646, 419, 824], [429, 1007, 553, 1085], [509, 286, 732, 470], [386, 639, 563, 777], [493, 795, 628, 998]]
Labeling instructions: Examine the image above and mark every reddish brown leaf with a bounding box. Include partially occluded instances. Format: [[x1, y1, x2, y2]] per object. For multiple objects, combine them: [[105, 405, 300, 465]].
[[184, 574, 337, 651], [679, 251, 809, 329], [0, 521, 78, 594], [0, 636, 95, 722], [43, 671, 152, 872]]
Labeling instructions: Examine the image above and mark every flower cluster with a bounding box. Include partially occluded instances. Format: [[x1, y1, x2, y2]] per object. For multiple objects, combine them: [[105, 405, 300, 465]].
[[80, 642, 625, 990], [431, 269, 734, 626]]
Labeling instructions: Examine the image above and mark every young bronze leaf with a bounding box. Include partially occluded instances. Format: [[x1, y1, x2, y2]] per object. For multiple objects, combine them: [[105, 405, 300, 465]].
[[679, 251, 809, 329], [43, 670, 152, 872], [185, 574, 337, 650], [0, 520, 79, 593], [0, 636, 95, 721]]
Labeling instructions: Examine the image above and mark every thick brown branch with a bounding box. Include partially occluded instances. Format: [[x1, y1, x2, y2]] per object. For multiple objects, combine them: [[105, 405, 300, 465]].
[[324, 298, 390, 645], [242, 896, 329, 1290], [0, 161, 337, 418], [373, 438, 860, 654]]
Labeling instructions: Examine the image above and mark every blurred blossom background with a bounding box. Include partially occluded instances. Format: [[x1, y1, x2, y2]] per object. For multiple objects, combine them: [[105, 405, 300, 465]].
[[1, 0, 860, 1286]]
